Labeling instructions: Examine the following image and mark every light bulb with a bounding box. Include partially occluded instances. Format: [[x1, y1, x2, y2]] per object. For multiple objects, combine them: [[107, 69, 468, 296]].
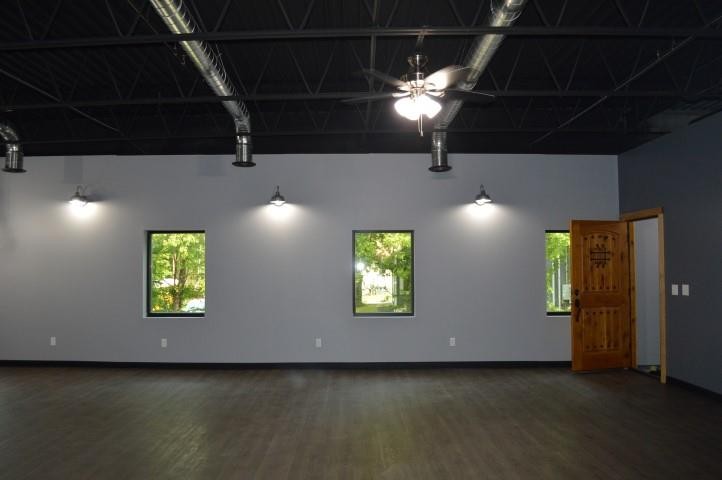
[[69, 186, 88, 207], [394, 94, 441, 121], [474, 185, 492, 205], [417, 94, 441, 119], [269, 186, 286, 206], [394, 96, 420, 121]]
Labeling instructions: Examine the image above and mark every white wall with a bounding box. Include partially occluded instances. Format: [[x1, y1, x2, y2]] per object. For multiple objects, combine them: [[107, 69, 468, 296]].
[[0, 153, 618, 363], [634, 218, 660, 366]]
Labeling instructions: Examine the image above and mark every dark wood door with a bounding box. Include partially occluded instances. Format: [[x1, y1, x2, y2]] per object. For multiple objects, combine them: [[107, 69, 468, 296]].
[[570, 220, 632, 371]]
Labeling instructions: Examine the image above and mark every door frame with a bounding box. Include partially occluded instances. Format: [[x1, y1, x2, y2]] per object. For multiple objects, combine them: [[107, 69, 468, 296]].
[[619, 207, 667, 384]]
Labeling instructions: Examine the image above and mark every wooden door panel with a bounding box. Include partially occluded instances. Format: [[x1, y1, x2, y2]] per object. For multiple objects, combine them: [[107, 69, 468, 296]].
[[582, 307, 624, 353], [571, 221, 632, 371], [581, 232, 622, 292]]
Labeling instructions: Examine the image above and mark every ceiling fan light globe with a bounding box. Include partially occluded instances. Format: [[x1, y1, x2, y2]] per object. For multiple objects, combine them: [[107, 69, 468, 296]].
[[418, 94, 442, 118], [394, 97, 421, 121]]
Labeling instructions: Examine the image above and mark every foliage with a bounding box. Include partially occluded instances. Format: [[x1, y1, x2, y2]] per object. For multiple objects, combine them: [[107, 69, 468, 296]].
[[150, 233, 206, 313], [354, 232, 413, 314], [545, 232, 570, 312]]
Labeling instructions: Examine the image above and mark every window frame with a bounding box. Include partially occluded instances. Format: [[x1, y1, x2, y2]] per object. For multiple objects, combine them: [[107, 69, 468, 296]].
[[146, 230, 206, 318], [545, 229, 571, 316], [352, 229, 415, 317]]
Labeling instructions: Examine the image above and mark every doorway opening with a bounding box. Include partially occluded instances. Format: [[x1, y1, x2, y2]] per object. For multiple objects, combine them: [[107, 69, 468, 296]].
[[631, 218, 661, 376], [622, 208, 667, 384]]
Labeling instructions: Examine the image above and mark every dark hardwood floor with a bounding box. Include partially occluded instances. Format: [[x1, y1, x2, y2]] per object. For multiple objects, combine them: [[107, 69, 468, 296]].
[[0, 366, 720, 479]]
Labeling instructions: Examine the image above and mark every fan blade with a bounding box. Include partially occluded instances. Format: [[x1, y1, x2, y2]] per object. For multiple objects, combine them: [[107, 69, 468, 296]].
[[442, 89, 496, 104], [425, 65, 471, 90], [341, 92, 408, 104], [360, 69, 407, 89]]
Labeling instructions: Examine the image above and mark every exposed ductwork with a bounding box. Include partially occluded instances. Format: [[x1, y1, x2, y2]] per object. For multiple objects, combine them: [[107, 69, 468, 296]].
[[149, 0, 254, 166], [430, 131, 449, 172], [0, 122, 25, 173], [232, 133, 254, 167], [430, 0, 527, 172]]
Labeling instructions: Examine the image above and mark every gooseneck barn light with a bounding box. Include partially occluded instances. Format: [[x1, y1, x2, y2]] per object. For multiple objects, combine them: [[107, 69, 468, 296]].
[[474, 184, 492, 205], [269, 186, 286, 206], [69, 185, 89, 207]]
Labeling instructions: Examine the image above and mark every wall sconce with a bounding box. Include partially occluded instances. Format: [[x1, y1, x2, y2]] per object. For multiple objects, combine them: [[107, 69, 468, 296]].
[[474, 184, 492, 205], [269, 185, 286, 206], [69, 185, 89, 207]]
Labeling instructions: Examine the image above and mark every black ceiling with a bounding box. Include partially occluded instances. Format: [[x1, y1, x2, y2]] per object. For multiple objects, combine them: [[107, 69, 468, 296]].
[[1, 0, 721, 157]]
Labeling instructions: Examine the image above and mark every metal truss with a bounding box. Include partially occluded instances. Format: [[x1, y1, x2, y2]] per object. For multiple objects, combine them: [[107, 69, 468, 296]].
[[1, 0, 722, 154]]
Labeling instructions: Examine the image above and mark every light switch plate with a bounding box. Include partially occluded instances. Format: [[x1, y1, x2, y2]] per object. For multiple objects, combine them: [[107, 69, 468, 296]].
[[315, 338, 322, 348], [682, 284, 690, 296], [671, 284, 679, 296], [449, 337, 456, 347], [161, 338, 167, 348], [50, 336, 56, 346]]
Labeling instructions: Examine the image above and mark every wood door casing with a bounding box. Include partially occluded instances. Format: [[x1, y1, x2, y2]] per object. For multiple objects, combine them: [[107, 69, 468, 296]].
[[571, 220, 632, 371]]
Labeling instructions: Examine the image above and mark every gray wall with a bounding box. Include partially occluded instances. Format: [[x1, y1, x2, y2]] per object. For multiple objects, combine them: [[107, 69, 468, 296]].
[[634, 218, 660, 367], [0, 153, 618, 363], [620, 112, 722, 394]]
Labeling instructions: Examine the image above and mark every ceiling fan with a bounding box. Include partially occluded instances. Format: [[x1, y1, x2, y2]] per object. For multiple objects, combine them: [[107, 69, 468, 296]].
[[342, 51, 496, 136]]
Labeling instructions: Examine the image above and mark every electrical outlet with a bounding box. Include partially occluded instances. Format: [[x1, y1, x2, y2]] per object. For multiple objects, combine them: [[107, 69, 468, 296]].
[[682, 284, 690, 296], [315, 337, 322, 348], [671, 284, 679, 296], [449, 337, 456, 347], [161, 338, 168, 348], [50, 336, 56, 347]]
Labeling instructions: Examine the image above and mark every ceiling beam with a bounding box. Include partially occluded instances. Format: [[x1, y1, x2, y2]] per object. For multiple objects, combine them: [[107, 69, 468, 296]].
[[1, 26, 722, 52], [533, 11, 722, 144], [4, 90, 717, 111], [16, 127, 671, 146]]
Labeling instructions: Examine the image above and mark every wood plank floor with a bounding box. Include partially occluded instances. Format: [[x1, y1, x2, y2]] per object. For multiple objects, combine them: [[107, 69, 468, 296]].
[[0, 367, 720, 480]]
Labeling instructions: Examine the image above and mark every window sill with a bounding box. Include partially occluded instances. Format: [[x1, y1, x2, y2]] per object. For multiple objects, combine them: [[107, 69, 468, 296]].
[[546, 312, 571, 317]]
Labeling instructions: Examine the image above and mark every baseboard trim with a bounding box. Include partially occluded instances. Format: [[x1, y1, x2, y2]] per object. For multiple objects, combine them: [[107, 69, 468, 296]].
[[667, 376, 722, 401], [0, 360, 571, 370]]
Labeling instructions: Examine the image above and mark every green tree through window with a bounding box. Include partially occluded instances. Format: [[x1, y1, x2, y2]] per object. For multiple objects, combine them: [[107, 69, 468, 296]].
[[147, 231, 206, 316], [546, 231, 570, 314], [354, 231, 413, 316]]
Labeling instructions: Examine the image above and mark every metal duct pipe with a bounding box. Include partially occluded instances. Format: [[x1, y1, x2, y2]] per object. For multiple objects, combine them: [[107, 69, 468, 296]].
[[232, 134, 254, 167], [149, 0, 253, 165], [430, 0, 527, 171], [0, 122, 25, 173], [430, 131, 449, 172]]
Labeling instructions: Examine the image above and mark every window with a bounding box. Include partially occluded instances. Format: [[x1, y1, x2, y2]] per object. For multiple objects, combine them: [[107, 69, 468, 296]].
[[147, 231, 206, 317], [546, 230, 571, 315], [353, 231, 414, 316]]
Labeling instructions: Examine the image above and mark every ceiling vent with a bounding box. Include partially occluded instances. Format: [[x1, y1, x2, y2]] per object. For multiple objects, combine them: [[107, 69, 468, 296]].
[[0, 122, 25, 173]]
